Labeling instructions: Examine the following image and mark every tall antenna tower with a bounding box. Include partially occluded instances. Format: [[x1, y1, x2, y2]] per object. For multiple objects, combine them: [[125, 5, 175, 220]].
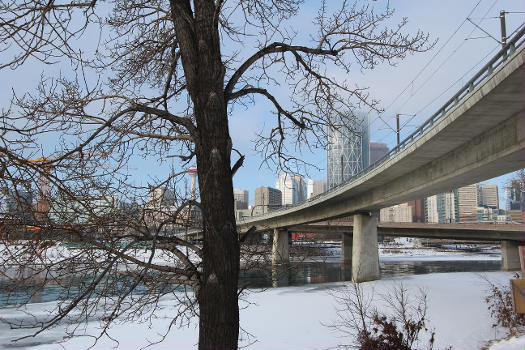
[[188, 166, 197, 200]]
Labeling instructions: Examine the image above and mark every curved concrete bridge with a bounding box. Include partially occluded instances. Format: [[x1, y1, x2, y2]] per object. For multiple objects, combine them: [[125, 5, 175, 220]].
[[239, 29, 525, 282]]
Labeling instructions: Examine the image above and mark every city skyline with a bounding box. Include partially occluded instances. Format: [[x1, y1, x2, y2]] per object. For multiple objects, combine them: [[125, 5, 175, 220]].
[[234, 178, 510, 223]]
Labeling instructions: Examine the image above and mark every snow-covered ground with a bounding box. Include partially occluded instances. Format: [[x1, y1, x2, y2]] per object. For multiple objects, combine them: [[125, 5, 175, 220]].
[[489, 335, 525, 350], [0, 239, 517, 349], [0, 271, 522, 350]]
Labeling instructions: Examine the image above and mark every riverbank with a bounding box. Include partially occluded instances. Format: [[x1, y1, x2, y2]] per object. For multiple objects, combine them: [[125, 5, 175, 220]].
[[0, 270, 521, 350]]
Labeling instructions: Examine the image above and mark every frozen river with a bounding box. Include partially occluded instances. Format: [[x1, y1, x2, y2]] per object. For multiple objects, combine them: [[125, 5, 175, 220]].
[[0, 245, 501, 306]]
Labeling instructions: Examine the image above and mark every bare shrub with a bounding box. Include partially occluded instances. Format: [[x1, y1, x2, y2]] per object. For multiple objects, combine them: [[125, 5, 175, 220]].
[[328, 282, 437, 350], [483, 273, 525, 336]]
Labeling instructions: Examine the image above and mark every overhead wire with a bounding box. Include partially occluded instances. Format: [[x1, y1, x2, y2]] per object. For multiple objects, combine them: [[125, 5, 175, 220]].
[[369, 0, 485, 134], [398, 45, 497, 132], [395, 0, 500, 133], [406, 21, 525, 132], [507, 21, 525, 38], [368, 0, 487, 145]]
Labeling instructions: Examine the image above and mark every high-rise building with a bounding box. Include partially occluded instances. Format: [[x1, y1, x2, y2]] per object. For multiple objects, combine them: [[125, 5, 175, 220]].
[[369, 142, 389, 165], [275, 173, 307, 206], [407, 199, 425, 222], [478, 184, 499, 209], [233, 189, 249, 210], [508, 210, 525, 223], [380, 203, 412, 222], [425, 190, 458, 223], [4, 189, 33, 221], [506, 179, 524, 211], [457, 184, 478, 222], [148, 187, 176, 207], [307, 179, 327, 199], [254, 187, 282, 215], [327, 113, 369, 189], [293, 175, 307, 203]]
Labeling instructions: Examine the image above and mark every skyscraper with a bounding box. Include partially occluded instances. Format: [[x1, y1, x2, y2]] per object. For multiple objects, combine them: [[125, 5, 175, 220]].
[[254, 187, 282, 215], [407, 199, 425, 223], [293, 175, 307, 203], [148, 187, 176, 207], [506, 179, 524, 210], [307, 179, 327, 199], [369, 142, 389, 165], [425, 190, 458, 223], [233, 189, 249, 210], [4, 189, 33, 221], [478, 184, 499, 209], [380, 203, 412, 222], [457, 184, 478, 222], [327, 113, 369, 189], [275, 173, 307, 206]]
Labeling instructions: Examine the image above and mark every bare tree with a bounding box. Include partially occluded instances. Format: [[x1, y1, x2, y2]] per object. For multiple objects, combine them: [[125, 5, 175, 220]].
[[0, 1, 432, 349]]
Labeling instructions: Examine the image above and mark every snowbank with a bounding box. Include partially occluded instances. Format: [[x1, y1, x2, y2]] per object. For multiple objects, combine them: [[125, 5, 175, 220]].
[[0, 271, 521, 350], [488, 335, 525, 350]]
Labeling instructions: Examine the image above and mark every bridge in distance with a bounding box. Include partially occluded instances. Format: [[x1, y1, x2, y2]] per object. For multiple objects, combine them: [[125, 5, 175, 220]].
[[288, 222, 525, 242]]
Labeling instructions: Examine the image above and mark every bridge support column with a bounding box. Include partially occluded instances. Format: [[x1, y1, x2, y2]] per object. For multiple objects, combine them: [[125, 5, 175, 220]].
[[341, 232, 352, 263], [352, 214, 379, 282], [501, 241, 521, 271], [272, 228, 289, 264]]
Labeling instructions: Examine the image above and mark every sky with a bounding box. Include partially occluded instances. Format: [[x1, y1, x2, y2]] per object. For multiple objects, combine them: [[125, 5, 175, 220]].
[[1, 0, 524, 208], [226, 0, 525, 207]]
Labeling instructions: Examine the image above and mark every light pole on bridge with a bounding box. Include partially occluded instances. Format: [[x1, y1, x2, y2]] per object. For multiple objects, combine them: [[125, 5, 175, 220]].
[[396, 113, 415, 145], [500, 10, 506, 48]]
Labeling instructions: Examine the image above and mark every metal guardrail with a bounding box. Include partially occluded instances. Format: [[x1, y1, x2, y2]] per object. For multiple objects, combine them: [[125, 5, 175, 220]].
[[241, 25, 525, 222]]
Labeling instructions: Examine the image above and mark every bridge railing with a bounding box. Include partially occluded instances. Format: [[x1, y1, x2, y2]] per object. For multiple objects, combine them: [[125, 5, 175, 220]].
[[241, 24, 525, 222]]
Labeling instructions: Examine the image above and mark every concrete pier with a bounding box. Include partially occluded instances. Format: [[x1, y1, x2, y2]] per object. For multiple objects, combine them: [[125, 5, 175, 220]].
[[272, 228, 289, 264], [501, 241, 521, 271], [352, 213, 379, 282], [341, 232, 352, 263]]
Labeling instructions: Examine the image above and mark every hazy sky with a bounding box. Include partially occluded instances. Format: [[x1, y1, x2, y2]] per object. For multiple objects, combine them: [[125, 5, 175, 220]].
[[1, 0, 524, 208]]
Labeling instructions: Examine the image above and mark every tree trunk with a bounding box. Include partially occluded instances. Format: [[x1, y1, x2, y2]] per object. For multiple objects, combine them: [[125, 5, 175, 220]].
[[174, 2, 240, 349], [195, 107, 239, 350], [195, 100, 239, 350]]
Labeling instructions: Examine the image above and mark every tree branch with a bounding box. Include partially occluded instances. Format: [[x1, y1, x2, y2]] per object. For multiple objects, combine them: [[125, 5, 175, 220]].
[[225, 42, 337, 98], [130, 103, 197, 136], [229, 87, 305, 129]]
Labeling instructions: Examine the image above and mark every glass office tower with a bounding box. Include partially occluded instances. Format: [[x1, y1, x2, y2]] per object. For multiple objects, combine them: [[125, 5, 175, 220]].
[[327, 112, 369, 189]]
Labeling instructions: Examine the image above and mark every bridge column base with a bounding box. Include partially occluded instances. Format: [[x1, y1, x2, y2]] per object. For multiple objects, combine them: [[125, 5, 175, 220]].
[[501, 241, 521, 271], [352, 214, 380, 282], [272, 228, 289, 264], [341, 232, 352, 263]]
